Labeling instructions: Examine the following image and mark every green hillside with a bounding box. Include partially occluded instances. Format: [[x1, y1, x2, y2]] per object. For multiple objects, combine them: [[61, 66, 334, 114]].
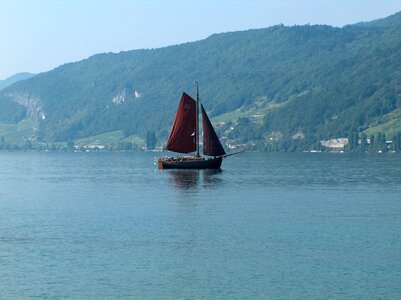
[[0, 118, 38, 145], [1, 12, 401, 151]]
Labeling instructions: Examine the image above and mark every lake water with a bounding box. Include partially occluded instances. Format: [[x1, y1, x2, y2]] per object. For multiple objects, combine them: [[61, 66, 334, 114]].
[[0, 152, 400, 299]]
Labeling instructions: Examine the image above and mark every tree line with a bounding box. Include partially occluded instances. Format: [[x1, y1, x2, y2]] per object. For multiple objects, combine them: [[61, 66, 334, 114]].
[[347, 131, 401, 153]]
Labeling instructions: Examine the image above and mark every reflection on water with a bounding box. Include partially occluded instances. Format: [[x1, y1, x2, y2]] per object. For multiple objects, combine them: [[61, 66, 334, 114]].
[[167, 169, 223, 190], [202, 169, 223, 188], [168, 169, 200, 190]]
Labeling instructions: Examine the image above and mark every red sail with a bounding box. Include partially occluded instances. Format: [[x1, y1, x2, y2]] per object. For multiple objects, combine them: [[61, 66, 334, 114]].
[[201, 105, 226, 157], [165, 93, 196, 154]]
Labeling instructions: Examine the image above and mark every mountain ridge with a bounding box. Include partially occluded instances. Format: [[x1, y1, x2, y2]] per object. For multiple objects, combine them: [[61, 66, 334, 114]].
[[352, 11, 401, 28], [1, 11, 401, 150], [0, 72, 35, 91]]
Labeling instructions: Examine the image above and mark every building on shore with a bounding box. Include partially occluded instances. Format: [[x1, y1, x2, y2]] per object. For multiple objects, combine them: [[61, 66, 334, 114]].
[[320, 138, 348, 150]]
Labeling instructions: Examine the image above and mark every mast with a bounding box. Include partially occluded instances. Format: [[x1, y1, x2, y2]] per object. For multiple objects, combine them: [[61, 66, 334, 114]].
[[195, 82, 200, 157]]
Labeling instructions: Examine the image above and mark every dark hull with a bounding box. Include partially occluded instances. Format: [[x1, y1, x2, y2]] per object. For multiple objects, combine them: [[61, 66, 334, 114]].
[[159, 157, 222, 169]]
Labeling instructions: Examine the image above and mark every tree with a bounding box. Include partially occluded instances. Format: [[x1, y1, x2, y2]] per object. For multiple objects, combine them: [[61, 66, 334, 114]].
[[395, 132, 401, 153], [391, 134, 397, 152], [347, 131, 359, 152], [146, 131, 157, 150], [24, 140, 33, 150], [67, 140, 75, 150], [359, 133, 367, 152], [369, 134, 375, 153], [376, 132, 382, 153], [381, 132, 388, 153]]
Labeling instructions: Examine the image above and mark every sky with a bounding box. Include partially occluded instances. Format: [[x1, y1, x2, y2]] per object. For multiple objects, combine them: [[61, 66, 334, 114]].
[[1, 0, 401, 80]]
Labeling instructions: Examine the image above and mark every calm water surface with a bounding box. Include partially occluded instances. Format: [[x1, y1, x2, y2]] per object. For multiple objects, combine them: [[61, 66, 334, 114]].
[[0, 152, 400, 299]]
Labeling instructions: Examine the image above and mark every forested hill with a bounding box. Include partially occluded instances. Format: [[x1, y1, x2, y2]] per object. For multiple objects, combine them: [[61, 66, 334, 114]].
[[353, 11, 401, 28], [1, 11, 401, 149], [0, 73, 35, 91]]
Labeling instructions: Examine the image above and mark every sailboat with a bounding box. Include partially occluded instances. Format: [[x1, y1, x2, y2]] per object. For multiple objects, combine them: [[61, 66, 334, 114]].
[[157, 84, 227, 169]]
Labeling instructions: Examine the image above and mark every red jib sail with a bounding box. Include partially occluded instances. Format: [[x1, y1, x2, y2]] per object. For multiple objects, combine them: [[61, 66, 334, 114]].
[[165, 92, 197, 153], [201, 105, 226, 157]]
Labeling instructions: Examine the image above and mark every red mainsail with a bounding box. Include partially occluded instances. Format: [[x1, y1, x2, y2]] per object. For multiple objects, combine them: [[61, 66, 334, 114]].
[[201, 105, 226, 157], [165, 93, 197, 153]]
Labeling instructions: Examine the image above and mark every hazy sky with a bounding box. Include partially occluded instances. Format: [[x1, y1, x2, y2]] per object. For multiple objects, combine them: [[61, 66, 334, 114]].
[[1, 0, 401, 79]]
